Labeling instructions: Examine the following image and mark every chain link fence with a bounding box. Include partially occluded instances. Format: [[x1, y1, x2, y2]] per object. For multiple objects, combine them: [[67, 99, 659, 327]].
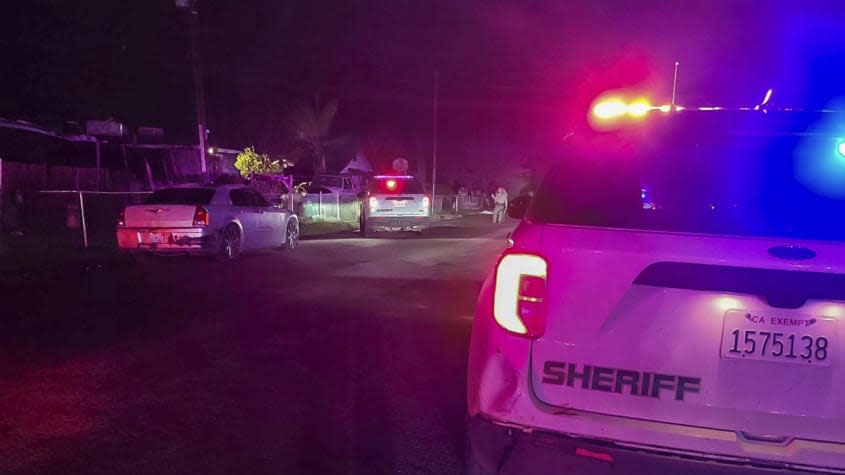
[[298, 192, 361, 223], [296, 192, 485, 222], [1, 190, 483, 251], [1, 190, 151, 251], [435, 195, 485, 213]]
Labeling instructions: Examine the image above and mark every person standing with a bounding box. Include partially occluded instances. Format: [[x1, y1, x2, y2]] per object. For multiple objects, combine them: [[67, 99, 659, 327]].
[[492, 186, 508, 224]]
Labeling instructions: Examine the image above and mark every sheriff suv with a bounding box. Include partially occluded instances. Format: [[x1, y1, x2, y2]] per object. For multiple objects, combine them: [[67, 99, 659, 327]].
[[467, 111, 845, 474], [359, 175, 431, 236]]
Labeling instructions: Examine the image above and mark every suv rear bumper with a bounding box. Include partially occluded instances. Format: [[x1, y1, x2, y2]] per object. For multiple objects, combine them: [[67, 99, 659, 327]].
[[365, 216, 430, 230], [467, 416, 825, 475]]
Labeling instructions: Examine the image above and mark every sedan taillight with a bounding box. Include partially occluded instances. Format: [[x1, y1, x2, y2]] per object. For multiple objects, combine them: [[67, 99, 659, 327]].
[[117, 209, 126, 227], [493, 253, 548, 337], [193, 207, 209, 227]]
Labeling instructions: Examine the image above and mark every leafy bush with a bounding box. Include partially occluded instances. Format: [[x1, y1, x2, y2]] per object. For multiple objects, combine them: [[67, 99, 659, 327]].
[[234, 147, 283, 178]]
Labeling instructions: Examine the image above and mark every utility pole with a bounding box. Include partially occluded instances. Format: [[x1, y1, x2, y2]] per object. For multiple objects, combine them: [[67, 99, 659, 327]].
[[95, 139, 101, 191], [671, 61, 679, 111], [181, 0, 208, 174], [431, 71, 439, 202]]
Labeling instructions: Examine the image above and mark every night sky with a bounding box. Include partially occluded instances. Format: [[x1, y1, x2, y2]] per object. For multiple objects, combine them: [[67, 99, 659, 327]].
[[3, 1, 845, 165]]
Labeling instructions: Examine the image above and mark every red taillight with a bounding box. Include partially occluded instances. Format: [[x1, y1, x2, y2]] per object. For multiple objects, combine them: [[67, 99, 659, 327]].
[[193, 207, 209, 227], [117, 209, 126, 227], [493, 253, 547, 337]]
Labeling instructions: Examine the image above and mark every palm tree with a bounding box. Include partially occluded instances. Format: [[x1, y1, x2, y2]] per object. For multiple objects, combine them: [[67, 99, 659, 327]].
[[288, 96, 339, 177]]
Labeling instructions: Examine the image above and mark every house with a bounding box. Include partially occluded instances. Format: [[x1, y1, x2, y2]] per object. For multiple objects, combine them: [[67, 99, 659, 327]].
[[0, 117, 236, 192]]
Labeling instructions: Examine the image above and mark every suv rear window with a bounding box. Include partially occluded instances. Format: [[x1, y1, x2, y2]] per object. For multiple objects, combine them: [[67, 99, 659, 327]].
[[530, 113, 845, 242], [370, 178, 424, 194], [146, 188, 215, 205]]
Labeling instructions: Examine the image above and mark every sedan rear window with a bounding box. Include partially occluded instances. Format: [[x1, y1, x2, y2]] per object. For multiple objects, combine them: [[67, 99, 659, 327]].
[[530, 112, 845, 242], [146, 188, 215, 205]]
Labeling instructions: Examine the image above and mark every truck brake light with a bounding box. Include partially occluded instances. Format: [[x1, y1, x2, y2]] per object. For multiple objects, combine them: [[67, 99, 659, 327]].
[[493, 253, 547, 337], [193, 207, 209, 227]]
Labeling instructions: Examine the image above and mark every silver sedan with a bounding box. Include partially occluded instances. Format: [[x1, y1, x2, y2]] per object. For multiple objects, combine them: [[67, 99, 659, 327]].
[[116, 184, 299, 260]]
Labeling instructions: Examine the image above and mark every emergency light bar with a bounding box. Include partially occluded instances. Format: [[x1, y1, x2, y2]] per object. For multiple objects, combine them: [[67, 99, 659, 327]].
[[591, 87, 845, 125], [373, 175, 414, 179]]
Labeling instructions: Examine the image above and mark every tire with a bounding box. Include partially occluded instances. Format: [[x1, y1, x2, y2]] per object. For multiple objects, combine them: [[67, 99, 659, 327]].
[[217, 224, 242, 262], [281, 218, 299, 250]]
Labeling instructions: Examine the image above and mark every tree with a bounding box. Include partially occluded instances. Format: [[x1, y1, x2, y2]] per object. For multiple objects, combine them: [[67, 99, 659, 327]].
[[288, 96, 339, 177], [234, 147, 282, 178]]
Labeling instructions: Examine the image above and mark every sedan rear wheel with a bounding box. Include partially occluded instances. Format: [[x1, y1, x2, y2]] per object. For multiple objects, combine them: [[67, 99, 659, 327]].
[[218, 224, 242, 261]]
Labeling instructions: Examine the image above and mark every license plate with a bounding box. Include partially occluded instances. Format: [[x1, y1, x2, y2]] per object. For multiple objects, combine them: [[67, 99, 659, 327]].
[[393, 200, 406, 208], [720, 310, 834, 367], [146, 233, 164, 244]]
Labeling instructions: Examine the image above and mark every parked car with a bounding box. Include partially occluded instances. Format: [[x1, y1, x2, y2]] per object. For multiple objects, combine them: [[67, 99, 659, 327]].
[[313, 174, 364, 194], [466, 117, 845, 474], [249, 174, 293, 208], [359, 175, 430, 236], [116, 184, 299, 260], [303, 183, 335, 194]]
